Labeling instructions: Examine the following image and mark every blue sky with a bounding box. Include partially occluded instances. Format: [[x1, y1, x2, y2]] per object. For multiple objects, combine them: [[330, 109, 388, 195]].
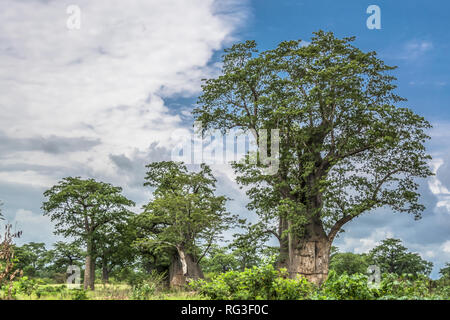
[[0, 0, 449, 278]]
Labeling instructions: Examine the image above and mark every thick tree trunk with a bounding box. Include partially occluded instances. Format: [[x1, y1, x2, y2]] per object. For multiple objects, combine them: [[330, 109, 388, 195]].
[[277, 217, 289, 269], [282, 218, 331, 286], [83, 239, 95, 290], [288, 236, 330, 285], [83, 254, 95, 290], [169, 246, 204, 287]]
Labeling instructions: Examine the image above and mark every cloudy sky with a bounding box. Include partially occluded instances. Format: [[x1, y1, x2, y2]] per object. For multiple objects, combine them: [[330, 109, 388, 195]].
[[0, 0, 449, 278]]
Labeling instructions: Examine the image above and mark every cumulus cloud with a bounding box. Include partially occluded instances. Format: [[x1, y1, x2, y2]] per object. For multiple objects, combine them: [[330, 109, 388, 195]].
[[7, 209, 61, 245], [0, 0, 248, 187], [0, 0, 249, 242]]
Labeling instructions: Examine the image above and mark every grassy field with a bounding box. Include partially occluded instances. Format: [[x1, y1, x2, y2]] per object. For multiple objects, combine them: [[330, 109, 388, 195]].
[[8, 283, 204, 300]]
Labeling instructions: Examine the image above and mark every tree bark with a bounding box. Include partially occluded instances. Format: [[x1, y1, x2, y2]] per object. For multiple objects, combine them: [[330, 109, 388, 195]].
[[287, 236, 330, 286], [169, 246, 204, 287], [83, 239, 95, 290], [277, 217, 289, 269], [284, 220, 331, 286]]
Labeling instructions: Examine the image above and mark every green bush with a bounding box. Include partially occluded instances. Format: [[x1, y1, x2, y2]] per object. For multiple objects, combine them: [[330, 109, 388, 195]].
[[319, 270, 376, 300], [377, 273, 431, 299], [191, 258, 314, 300], [131, 283, 156, 300], [70, 288, 88, 300], [130, 270, 166, 300]]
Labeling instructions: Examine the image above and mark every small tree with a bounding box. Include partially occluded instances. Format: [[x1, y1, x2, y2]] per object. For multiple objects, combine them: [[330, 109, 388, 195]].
[[439, 263, 450, 279], [134, 162, 236, 287], [46, 241, 84, 282], [42, 177, 135, 290], [95, 220, 136, 284], [329, 251, 369, 275], [0, 224, 22, 299], [368, 238, 433, 276]]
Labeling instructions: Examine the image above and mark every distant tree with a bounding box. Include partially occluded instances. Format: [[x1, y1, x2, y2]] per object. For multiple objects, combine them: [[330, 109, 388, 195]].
[[0, 201, 3, 220], [439, 262, 450, 279], [199, 245, 239, 273], [193, 30, 433, 284], [329, 251, 369, 275], [46, 241, 84, 279], [42, 177, 135, 290], [14, 242, 49, 277], [229, 222, 271, 271], [94, 219, 136, 283], [368, 238, 433, 276], [134, 162, 236, 287]]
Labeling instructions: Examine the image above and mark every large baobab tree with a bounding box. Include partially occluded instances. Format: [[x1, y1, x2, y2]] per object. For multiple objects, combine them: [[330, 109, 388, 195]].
[[193, 30, 433, 285]]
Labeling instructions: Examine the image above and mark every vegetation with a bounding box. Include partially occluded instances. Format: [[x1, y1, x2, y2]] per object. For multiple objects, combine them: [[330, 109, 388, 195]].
[[0, 31, 447, 300], [42, 177, 135, 290], [193, 30, 433, 285]]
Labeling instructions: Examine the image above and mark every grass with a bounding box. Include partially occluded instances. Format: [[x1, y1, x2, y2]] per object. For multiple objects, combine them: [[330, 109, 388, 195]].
[[10, 283, 205, 300]]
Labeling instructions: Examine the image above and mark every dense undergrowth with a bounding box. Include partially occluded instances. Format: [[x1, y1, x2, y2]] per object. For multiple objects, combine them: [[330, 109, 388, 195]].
[[191, 261, 450, 300], [1, 262, 449, 300]]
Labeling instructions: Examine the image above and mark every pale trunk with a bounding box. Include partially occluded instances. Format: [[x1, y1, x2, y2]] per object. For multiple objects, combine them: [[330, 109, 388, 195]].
[[169, 245, 204, 287], [288, 235, 330, 285]]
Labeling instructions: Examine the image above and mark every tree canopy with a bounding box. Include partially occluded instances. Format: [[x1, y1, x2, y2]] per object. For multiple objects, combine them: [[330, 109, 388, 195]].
[[42, 177, 135, 289], [368, 238, 433, 276], [134, 162, 236, 285], [193, 30, 433, 283]]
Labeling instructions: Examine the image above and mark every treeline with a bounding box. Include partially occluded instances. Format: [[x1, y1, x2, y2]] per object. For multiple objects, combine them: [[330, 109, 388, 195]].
[[8, 233, 449, 287], [1, 160, 448, 291]]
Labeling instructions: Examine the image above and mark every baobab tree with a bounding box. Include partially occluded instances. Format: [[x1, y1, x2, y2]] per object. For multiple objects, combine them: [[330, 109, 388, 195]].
[[134, 162, 236, 287], [193, 30, 433, 285], [42, 177, 135, 290]]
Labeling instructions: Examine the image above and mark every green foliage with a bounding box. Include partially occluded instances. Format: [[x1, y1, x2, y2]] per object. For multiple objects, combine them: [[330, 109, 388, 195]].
[[194, 30, 433, 269], [376, 273, 430, 299], [131, 283, 156, 300], [199, 245, 240, 273], [134, 162, 237, 279], [130, 270, 166, 300], [439, 262, 450, 279], [191, 258, 314, 300], [192, 259, 449, 300], [329, 252, 369, 275], [70, 288, 88, 300], [14, 242, 50, 278], [368, 238, 433, 276], [320, 270, 375, 300], [42, 177, 135, 288]]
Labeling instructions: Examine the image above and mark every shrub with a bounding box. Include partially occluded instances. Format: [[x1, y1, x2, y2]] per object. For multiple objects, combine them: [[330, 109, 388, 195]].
[[131, 283, 156, 300], [191, 258, 314, 300], [70, 288, 88, 300], [130, 270, 166, 300], [319, 270, 375, 300], [377, 273, 430, 299]]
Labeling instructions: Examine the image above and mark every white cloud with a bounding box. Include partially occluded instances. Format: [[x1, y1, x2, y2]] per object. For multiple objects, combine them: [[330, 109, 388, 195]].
[[442, 240, 450, 254], [337, 228, 395, 254], [395, 39, 433, 61], [0, 0, 248, 188]]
